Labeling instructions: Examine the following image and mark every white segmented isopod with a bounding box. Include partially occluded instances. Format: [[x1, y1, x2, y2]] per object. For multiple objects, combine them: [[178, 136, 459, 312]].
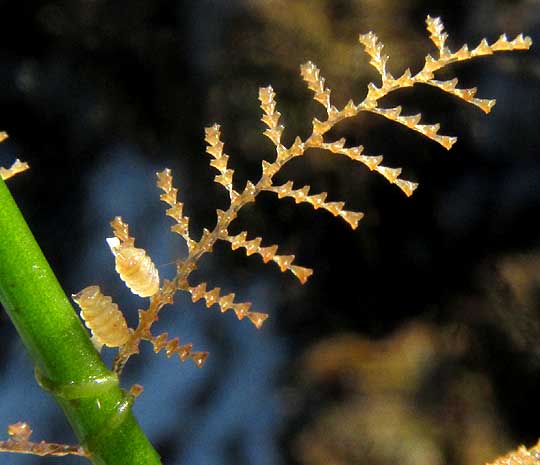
[[72, 286, 130, 348], [106, 237, 160, 297]]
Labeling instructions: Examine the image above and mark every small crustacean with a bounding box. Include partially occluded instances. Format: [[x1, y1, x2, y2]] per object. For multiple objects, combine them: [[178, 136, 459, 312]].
[[72, 286, 130, 348], [106, 237, 159, 298]]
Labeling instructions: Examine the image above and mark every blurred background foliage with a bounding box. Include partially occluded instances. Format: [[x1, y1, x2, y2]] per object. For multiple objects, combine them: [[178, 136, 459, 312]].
[[0, 1, 539, 464]]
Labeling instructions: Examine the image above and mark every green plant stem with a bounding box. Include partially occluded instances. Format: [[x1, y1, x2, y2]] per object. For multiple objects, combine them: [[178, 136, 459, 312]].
[[0, 178, 162, 465]]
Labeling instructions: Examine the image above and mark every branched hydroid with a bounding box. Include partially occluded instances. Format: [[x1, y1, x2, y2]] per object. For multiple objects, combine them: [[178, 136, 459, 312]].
[[0, 13, 533, 462], [71, 15, 530, 375]]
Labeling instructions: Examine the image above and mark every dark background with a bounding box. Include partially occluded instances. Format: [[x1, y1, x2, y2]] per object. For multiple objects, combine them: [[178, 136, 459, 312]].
[[1, 1, 539, 464]]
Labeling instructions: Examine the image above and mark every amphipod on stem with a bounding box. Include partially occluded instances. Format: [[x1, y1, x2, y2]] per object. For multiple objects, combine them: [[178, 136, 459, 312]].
[[106, 237, 160, 297], [72, 286, 130, 348]]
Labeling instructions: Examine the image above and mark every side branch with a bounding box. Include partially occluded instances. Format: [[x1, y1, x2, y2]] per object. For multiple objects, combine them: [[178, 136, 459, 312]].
[[0, 422, 87, 458]]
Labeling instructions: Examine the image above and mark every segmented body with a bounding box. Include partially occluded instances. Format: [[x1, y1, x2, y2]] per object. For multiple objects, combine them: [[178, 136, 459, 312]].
[[107, 238, 160, 297], [72, 286, 129, 347]]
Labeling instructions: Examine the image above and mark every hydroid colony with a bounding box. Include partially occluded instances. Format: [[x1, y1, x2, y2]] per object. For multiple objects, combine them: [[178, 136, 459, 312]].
[[80, 16, 531, 375], [0, 14, 533, 462], [51, 15, 531, 379]]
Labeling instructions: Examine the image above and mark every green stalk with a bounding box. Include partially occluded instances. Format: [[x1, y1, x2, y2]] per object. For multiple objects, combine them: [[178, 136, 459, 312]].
[[0, 178, 162, 465]]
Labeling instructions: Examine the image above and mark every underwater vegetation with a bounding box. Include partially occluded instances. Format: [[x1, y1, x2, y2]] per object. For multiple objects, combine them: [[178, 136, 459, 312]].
[[0, 10, 535, 465]]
